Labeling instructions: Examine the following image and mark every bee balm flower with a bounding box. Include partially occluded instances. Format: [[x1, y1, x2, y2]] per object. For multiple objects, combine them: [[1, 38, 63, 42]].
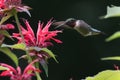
[[0, 0, 31, 16], [0, 60, 40, 80], [13, 19, 62, 61], [13, 19, 62, 48]]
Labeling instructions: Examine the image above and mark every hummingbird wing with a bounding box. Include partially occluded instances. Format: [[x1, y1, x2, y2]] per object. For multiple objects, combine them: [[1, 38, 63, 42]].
[[53, 18, 77, 29], [52, 21, 73, 29]]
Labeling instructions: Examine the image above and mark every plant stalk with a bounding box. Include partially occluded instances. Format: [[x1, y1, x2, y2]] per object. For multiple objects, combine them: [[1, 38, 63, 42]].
[[35, 62, 42, 80], [14, 12, 32, 62]]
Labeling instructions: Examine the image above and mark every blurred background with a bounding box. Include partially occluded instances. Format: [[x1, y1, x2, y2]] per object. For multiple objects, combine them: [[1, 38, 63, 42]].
[[1, 0, 120, 80]]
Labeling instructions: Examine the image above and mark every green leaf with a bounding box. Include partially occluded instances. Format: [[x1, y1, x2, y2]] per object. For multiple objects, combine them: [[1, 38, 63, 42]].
[[40, 59, 48, 77], [41, 48, 58, 63], [0, 30, 13, 40], [0, 47, 18, 66], [0, 66, 8, 70], [0, 13, 13, 25], [1, 43, 26, 50], [105, 31, 120, 42], [85, 70, 120, 80], [101, 56, 120, 61], [85, 77, 93, 80], [101, 5, 120, 19]]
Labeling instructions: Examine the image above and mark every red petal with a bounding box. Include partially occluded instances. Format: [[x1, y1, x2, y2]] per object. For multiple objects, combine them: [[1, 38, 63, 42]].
[[16, 66, 21, 75], [25, 20, 35, 37], [23, 60, 40, 74], [6, 24, 15, 29], [0, 63, 17, 74], [0, 0, 5, 8], [51, 37, 62, 43], [0, 70, 12, 76], [42, 19, 53, 32], [36, 21, 42, 44]]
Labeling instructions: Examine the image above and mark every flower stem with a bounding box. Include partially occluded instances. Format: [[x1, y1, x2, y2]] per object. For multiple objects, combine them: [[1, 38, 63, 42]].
[[35, 62, 42, 80], [13, 12, 32, 62], [36, 72, 42, 80]]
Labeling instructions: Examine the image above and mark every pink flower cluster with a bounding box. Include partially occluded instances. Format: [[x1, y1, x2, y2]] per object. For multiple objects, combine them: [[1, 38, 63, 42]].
[[13, 19, 62, 48], [0, 0, 62, 80], [0, 60, 40, 80], [0, 0, 31, 16]]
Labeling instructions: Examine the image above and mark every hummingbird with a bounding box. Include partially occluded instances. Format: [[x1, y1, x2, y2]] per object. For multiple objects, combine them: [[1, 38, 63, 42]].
[[53, 18, 104, 37]]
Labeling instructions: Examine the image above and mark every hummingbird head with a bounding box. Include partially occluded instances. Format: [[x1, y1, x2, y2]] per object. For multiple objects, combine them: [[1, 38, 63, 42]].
[[65, 19, 88, 29], [65, 18, 77, 28]]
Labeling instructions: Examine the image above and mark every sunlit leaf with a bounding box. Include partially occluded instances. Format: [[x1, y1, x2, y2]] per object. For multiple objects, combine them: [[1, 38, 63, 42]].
[[0, 66, 8, 70], [0, 30, 13, 40], [101, 5, 120, 19], [101, 56, 120, 61], [40, 59, 48, 77], [41, 48, 58, 63], [105, 31, 120, 42], [85, 77, 93, 80], [0, 47, 18, 66], [1, 43, 26, 50], [85, 70, 120, 80]]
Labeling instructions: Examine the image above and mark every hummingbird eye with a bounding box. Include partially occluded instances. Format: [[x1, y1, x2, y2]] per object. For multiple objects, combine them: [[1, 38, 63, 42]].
[[65, 18, 76, 22]]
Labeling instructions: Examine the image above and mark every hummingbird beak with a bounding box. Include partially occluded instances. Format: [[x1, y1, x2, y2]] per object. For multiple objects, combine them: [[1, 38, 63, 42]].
[[55, 22, 66, 29], [52, 21, 67, 29], [53, 18, 76, 29]]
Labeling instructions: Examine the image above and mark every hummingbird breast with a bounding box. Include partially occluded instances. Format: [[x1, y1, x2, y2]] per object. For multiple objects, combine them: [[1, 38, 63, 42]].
[[74, 20, 102, 36], [74, 20, 91, 36]]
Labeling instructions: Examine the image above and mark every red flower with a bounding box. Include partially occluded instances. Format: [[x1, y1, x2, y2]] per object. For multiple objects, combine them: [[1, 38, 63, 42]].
[[0, 0, 31, 16], [0, 0, 4, 8], [13, 19, 62, 48], [0, 60, 40, 80], [0, 23, 14, 30]]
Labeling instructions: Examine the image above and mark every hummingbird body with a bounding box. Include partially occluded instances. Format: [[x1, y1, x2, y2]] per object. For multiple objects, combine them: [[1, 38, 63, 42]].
[[53, 18, 104, 37]]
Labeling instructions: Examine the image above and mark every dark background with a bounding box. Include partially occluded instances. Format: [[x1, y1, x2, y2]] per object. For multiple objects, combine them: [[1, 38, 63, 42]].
[[1, 0, 120, 80]]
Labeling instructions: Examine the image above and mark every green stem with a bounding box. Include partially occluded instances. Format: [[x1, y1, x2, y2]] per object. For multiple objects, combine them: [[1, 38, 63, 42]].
[[14, 12, 32, 62], [35, 62, 42, 80], [35, 72, 42, 80], [14, 14, 24, 43]]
